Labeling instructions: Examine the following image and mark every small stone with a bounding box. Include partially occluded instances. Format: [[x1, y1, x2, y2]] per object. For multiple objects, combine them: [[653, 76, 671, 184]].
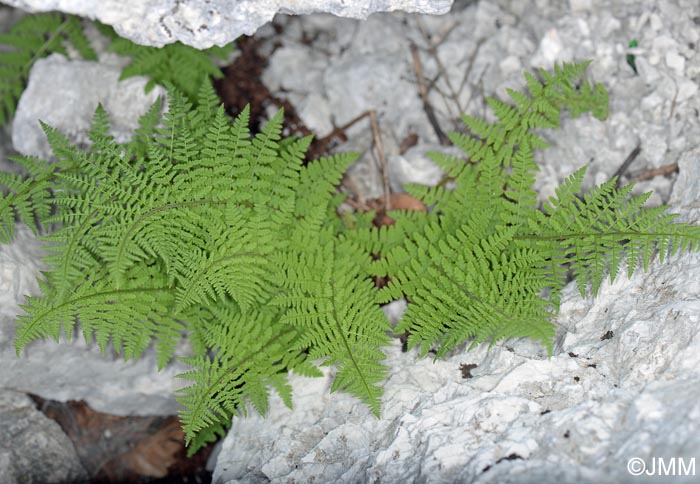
[[0, 390, 88, 483], [665, 50, 685, 75]]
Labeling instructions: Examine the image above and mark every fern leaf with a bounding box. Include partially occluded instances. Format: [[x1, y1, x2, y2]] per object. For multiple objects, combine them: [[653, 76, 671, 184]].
[[15, 263, 181, 364], [176, 305, 311, 451], [519, 166, 700, 298], [274, 232, 391, 415]]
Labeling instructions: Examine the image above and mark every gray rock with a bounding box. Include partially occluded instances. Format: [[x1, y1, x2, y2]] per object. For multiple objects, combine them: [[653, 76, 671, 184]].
[[0, 225, 190, 416], [0, 0, 453, 48], [11, 54, 164, 160], [0, 390, 88, 483]]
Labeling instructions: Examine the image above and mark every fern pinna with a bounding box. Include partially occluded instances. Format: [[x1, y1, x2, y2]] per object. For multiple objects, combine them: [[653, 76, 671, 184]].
[[2, 61, 699, 453]]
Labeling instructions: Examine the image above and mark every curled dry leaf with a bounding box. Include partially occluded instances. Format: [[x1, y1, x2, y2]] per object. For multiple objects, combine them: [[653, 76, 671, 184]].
[[368, 193, 427, 227]]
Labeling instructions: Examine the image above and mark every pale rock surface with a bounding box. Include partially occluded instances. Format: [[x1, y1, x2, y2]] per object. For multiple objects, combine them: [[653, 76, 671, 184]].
[[11, 54, 164, 160], [0, 390, 88, 483], [0, 225, 190, 416], [0, 0, 453, 48]]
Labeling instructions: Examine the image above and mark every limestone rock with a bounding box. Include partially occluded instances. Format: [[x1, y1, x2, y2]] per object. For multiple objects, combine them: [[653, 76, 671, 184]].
[[0, 390, 88, 483], [11, 54, 164, 160], [1, 0, 453, 48]]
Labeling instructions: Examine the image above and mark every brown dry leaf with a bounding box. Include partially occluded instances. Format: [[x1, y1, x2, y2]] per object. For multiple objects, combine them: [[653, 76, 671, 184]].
[[367, 193, 427, 227], [115, 417, 184, 478], [383, 193, 427, 212], [30, 395, 212, 483]]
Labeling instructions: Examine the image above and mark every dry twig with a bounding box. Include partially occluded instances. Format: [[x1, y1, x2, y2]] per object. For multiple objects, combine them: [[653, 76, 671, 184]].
[[410, 42, 450, 145], [632, 163, 679, 182], [613, 142, 642, 188], [369, 110, 391, 212]]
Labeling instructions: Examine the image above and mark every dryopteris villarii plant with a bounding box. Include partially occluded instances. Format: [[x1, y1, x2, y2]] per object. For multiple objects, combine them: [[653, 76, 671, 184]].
[[1, 60, 698, 454]]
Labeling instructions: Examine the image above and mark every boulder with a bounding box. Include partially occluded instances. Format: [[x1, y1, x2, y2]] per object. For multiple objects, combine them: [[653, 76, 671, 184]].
[[0, 390, 88, 483], [1, 0, 453, 48], [11, 54, 163, 160]]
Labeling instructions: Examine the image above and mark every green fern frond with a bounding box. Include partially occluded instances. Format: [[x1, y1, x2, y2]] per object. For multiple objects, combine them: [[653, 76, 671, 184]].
[[274, 231, 391, 415], [4, 78, 389, 453], [380, 60, 698, 357]]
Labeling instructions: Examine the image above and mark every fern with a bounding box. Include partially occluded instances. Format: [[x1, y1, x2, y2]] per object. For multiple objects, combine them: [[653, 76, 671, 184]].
[[3, 62, 699, 456], [4, 79, 391, 454]]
